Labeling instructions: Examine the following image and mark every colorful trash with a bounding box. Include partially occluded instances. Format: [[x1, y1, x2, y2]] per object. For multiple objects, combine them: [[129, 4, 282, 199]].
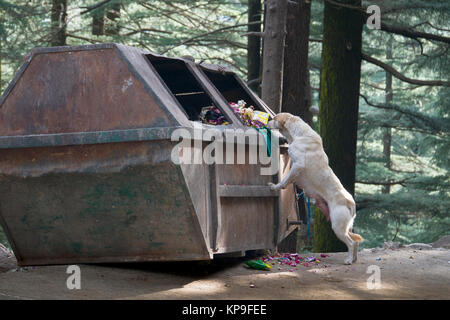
[[245, 259, 272, 271], [199, 105, 229, 125], [229, 100, 270, 128]]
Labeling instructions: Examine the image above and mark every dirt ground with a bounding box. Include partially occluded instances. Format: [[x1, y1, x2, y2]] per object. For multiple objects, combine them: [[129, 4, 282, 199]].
[[0, 243, 449, 300]]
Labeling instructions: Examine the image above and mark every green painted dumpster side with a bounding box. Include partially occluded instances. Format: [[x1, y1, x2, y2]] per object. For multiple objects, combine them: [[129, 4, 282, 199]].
[[0, 140, 211, 265]]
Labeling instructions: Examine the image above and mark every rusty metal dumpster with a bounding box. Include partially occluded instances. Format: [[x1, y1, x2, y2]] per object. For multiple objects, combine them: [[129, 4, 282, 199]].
[[0, 43, 298, 266]]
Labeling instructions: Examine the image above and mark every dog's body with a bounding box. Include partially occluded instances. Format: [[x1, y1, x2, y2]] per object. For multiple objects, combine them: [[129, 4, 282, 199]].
[[268, 113, 362, 264]]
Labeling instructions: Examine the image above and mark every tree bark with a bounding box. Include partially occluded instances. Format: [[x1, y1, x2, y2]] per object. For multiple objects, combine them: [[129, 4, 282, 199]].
[[313, 0, 363, 253], [92, 8, 105, 36], [281, 0, 312, 125], [280, 0, 312, 244], [382, 36, 393, 194], [0, 36, 2, 93], [258, 2, 267, 97], [50, 0, 68, 46], [261, 0, 288, 113], [247, 0, 262, 93]]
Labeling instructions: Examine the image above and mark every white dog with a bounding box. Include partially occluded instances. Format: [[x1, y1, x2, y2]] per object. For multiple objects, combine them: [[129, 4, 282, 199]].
[[267, 113, 362, 264]]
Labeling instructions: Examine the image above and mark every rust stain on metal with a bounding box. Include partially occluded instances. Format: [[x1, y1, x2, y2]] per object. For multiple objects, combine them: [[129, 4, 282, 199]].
[[0, 48, 173, 137]]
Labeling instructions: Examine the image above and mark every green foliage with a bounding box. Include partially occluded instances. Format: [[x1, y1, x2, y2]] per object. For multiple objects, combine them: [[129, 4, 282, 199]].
[[0, 0, 250, 91], [353, 1, 450, 246]]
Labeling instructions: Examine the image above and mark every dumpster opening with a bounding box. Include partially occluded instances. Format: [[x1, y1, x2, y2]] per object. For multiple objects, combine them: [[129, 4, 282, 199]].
[[201, 69, 264, 111], [146, 55, 231, 124]]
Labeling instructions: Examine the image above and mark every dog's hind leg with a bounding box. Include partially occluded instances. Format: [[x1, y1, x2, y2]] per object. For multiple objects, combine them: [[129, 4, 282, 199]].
[[330, 206, 355, 265], [333, 229, 354, 265], [352, 241, 358, 263]]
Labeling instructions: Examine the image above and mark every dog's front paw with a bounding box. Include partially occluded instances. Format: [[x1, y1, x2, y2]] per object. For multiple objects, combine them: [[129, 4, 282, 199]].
[[267, 182, 278, 191], [344, 257, 353, 265]]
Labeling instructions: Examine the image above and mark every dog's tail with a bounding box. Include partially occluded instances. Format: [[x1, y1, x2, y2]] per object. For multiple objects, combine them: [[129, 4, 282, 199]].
[[349, 229, 363, 242]]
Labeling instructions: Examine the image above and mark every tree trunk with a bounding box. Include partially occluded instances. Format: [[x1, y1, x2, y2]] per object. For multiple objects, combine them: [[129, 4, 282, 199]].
[[261, 0, 288, 113], [0, 37, 2, 93], [258, 2, 267, 97], [382, 36, 393, 194], [92, 8, 105, 36], [247, 0, 262, 93], [313, 0, 363, 253], [105, 3, 121, 35], [280, 0, 312, 246], [50, 0, 68, 46], [281, 0, 312, 125], [0, 9, 2, 93]]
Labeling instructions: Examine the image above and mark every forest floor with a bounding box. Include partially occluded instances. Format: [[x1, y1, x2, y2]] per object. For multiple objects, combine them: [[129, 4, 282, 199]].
[[0, 242, 449, 300]]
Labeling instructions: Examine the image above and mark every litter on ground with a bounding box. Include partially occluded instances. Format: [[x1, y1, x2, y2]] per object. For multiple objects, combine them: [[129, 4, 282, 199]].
[[244, 252, 330, 271]]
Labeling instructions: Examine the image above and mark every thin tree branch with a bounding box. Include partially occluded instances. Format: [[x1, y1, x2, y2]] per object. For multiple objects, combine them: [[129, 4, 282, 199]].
[[362, 81, 385, 91], [247, 77, 261, 86], [356, 179, 410, 186], [412, 21, 450, 33], [380, 22, 450, 45], [80, 0, 112, 15], [122, 28, 173, 36], [305, 41, 449, 86], [362, 53, 450, 87], [160, 21, 262, 55], [323, 0, 450, 44], [359, 94, 445, 135], [66, 33, 99, 44], [240, 31, 264, 37]]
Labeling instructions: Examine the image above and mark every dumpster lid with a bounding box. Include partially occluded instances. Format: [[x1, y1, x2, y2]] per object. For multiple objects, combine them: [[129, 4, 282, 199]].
[[0, 43, 273, 149]]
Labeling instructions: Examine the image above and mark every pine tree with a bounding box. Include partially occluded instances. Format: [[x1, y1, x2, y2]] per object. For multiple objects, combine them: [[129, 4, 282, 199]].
[[247, 0, 262, 93], [50, 0, 67, 46], [261, 0, 288, 112], [281, 0, 312, 124], [313, 0, 363, 252]]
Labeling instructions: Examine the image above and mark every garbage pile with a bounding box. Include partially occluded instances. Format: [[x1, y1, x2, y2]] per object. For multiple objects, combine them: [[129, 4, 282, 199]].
[[197, 100, 270, 128], [229, 100, 269, 128], [199, 105, 229, 125], [195, 100, 272, 156]]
